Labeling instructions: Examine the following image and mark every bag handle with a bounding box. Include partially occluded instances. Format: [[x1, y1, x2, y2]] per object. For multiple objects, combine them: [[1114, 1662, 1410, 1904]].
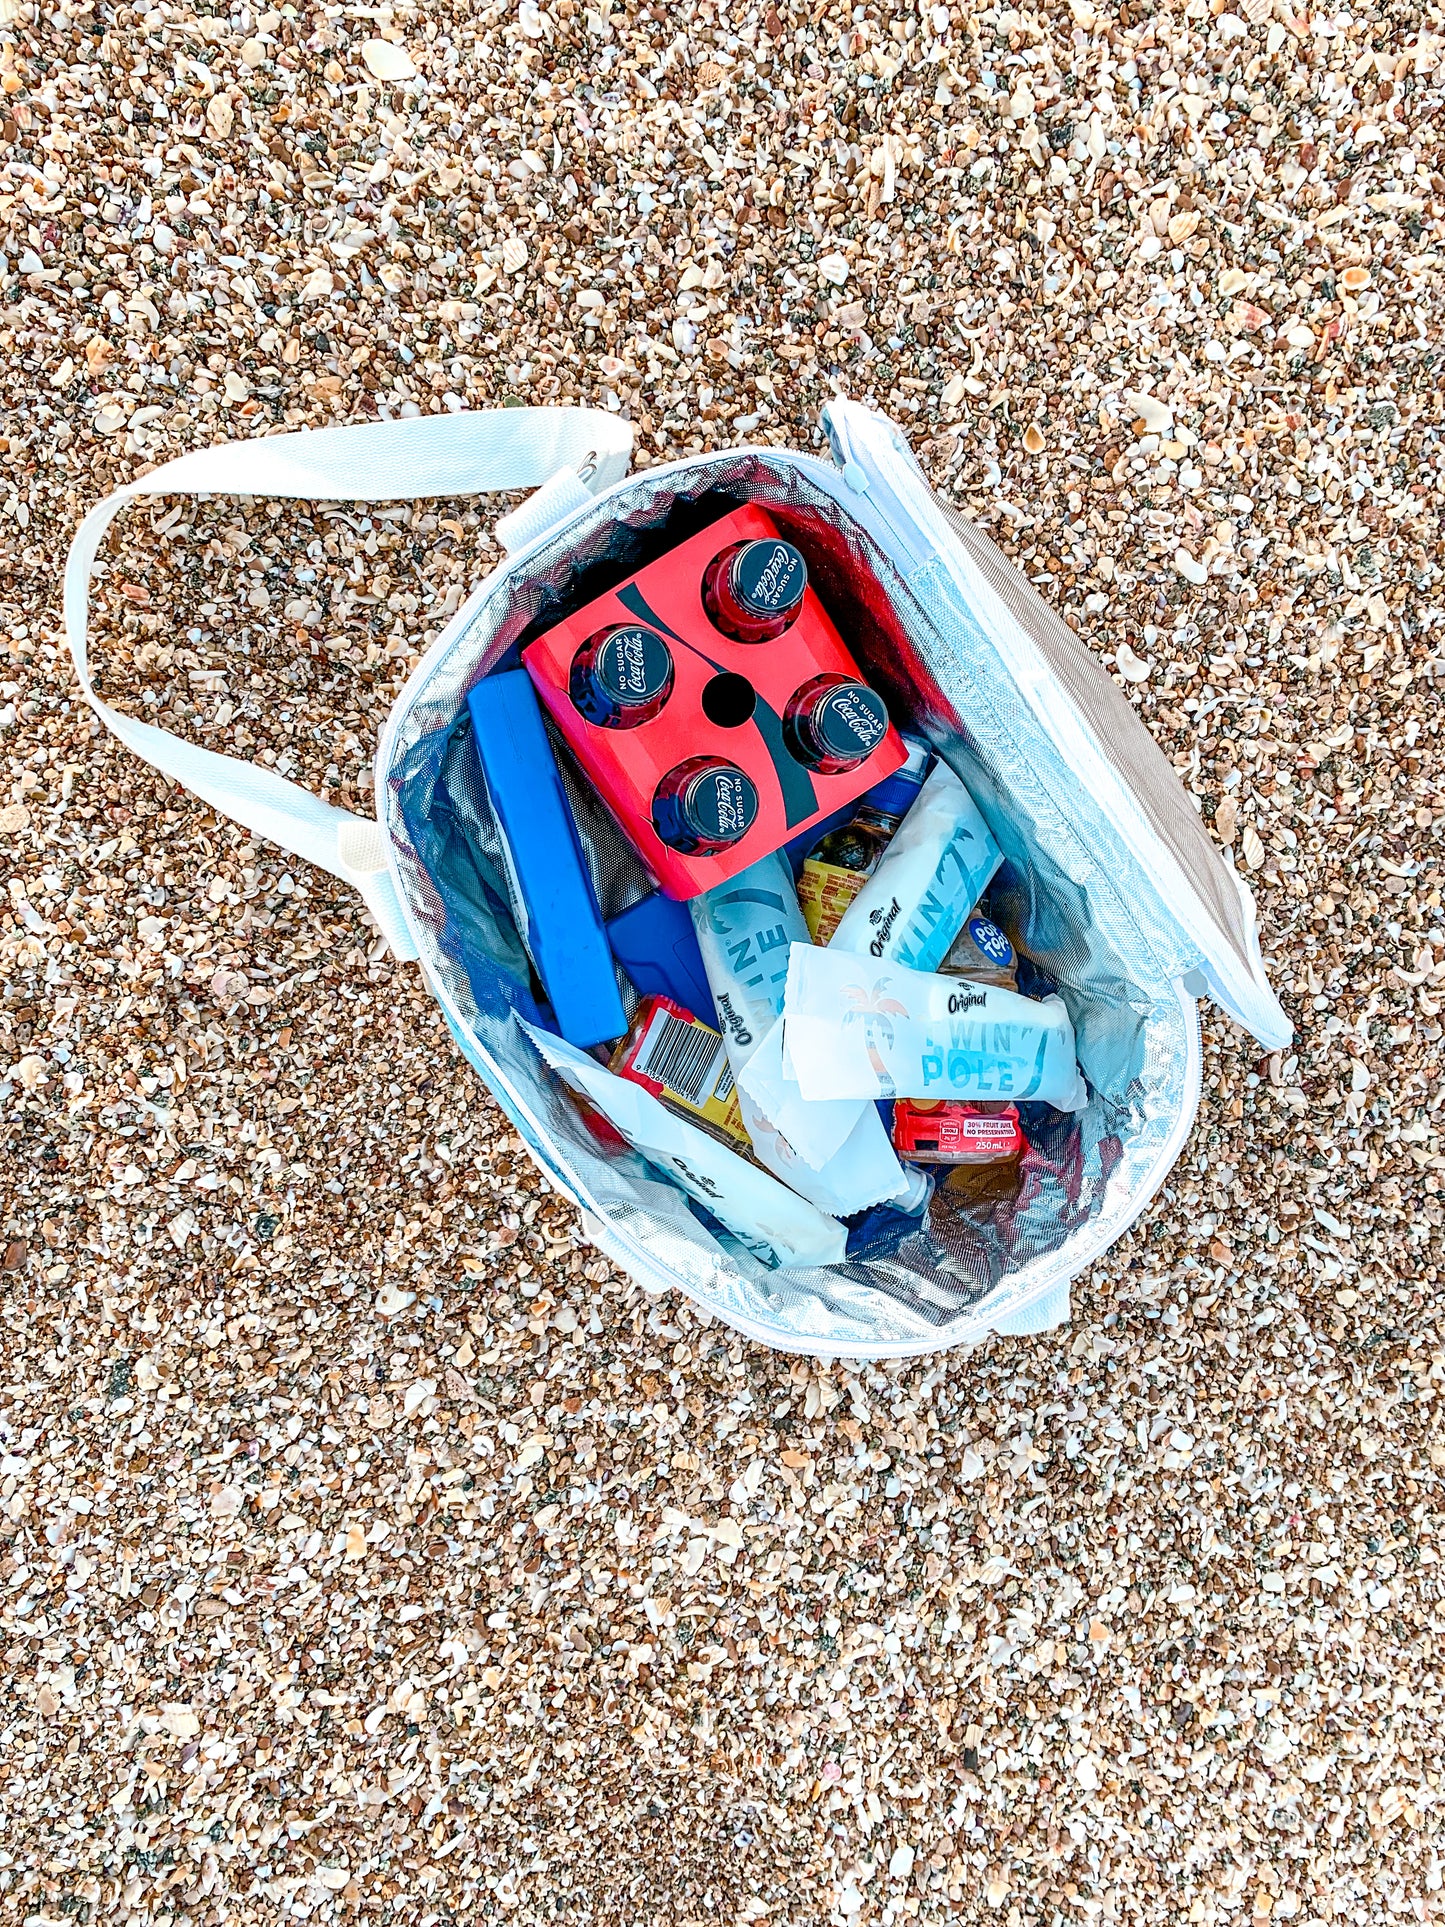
[[64, 407, 633, 958]]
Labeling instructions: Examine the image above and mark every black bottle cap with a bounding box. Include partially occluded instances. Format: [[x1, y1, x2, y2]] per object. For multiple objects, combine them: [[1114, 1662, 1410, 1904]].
[[731, 539, 807, 618], [592, 625, 672, 709], [809, 681, 890, 764], [682, 763, 759, 845]]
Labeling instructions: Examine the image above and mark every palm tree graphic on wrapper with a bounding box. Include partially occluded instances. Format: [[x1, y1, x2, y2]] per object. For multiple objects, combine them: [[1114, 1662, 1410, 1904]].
[[840, 977, 909, 1096]]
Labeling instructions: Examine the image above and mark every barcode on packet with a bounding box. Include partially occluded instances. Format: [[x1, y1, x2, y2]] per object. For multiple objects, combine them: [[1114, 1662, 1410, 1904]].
[[635, 1005, 728, 1108]]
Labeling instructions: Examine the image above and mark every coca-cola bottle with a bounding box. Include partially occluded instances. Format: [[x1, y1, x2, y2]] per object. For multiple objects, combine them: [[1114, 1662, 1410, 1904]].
[[783, 673, 890, 775], [568, 624, 674, 728], [702, 537, 807, 642], [651, 758, 759, 856]]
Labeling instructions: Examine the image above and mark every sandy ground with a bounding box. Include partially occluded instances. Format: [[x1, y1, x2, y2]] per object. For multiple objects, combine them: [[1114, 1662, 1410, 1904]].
[[1, 0, 1443, 1921]]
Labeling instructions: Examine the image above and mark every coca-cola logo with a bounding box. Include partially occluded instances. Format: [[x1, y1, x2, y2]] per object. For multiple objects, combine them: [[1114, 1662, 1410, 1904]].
[[749, 543, 798, 609], [600, 625, 665, 701], [825, 686, 887, 748], [617, 632, 649, 692], [713, 775, 748, 834]]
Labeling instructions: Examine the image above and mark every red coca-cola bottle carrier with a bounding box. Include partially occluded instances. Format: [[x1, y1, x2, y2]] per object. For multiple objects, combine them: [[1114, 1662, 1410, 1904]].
[[521, 503, 906, 899]]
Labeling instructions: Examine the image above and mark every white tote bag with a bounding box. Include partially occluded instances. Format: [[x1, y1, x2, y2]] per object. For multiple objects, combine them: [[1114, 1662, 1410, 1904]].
[[66, 402, 1289, 1358]]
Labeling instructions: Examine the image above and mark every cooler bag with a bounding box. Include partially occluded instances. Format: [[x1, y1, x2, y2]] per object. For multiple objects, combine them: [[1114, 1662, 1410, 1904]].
[[65, 401, 1290, 1358]]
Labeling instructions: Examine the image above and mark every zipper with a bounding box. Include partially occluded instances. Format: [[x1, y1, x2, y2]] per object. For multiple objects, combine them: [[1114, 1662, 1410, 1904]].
[[822, 405, 938, 576]]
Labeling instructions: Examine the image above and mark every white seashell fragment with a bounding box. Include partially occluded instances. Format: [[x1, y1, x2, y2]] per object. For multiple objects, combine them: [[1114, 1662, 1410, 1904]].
[[361, 38, 417, 80]]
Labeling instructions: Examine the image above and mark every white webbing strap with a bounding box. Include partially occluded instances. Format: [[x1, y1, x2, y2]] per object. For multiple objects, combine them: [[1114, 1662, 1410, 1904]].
[[493, 465, 597, 557], [64, 407, 633, 959]]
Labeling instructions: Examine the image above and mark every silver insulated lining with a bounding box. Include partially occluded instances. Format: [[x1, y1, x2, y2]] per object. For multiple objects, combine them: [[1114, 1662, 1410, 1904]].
[[380, 450, 1198, 1356]]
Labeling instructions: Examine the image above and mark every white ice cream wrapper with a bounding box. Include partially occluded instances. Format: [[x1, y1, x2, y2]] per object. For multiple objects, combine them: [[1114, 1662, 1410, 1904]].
[[781, 944, 1088, 1110], [690, 851, 810, 1058], [522, 1021, 846, 1270], [732, 1025, 910, 1215], [830, 761, 1003, 973], [735, 1020, 873, 1171], [692, 854, 912, 1210]]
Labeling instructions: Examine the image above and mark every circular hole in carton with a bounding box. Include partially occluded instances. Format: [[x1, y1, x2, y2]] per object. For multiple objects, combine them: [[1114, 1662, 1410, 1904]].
[[701, 672, 756, 729]]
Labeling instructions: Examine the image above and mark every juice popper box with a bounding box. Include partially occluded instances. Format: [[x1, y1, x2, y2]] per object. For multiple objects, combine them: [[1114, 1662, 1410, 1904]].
[[521, 505, 906, 900]]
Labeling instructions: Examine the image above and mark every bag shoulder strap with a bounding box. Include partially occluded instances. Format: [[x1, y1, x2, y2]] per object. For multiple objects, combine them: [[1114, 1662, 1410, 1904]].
[[64, 408, 632, 958]]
